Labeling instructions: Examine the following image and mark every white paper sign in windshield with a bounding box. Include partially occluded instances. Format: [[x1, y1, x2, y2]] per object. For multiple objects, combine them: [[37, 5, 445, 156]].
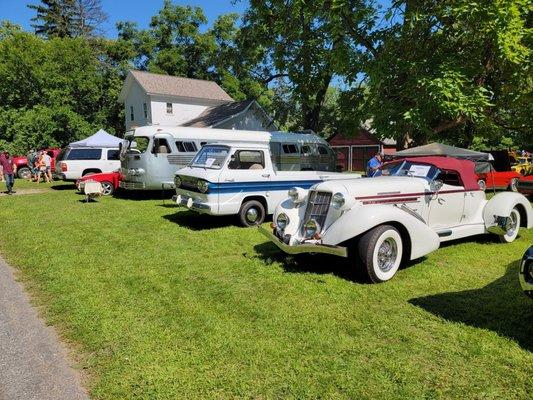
[[205, 158, 216, 168], [408, 164, 431, 177]]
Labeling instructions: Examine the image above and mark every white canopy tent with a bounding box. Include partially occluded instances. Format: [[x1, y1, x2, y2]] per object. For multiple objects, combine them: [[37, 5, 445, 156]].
[[70, 129, 122, 148], [394, 142, 494, 161]]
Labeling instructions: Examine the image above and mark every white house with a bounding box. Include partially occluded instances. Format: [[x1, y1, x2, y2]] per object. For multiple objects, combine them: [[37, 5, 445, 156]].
[[118, 70, 276, 132]]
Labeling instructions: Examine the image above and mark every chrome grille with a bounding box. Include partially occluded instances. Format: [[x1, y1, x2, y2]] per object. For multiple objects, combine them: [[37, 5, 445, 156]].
[[168, 154, 194, 166], [302, 191, 331, 233], [180, 175, 199, 191]]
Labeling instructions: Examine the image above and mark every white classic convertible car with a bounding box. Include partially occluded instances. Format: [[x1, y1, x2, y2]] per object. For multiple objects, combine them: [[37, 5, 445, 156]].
[[260, 156, 533, 283]]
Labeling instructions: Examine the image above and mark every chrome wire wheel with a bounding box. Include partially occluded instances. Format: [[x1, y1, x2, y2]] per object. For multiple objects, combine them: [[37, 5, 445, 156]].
[[500, 208, 521, 243], [377, 238, 398, 273]]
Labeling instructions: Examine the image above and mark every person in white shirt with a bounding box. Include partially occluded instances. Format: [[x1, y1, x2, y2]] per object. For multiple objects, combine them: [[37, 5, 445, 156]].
[[42, 150, 52, 182]]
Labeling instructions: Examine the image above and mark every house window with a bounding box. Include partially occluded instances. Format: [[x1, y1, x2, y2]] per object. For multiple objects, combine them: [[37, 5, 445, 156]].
[[130, 106, 134, 121], [166, 102, 173, 114], [176, 141, 198, 153], [143, 103, 148, 119]]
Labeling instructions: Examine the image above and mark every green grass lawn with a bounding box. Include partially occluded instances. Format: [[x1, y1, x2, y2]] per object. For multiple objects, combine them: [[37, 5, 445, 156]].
[[0, 180, 532, 399]]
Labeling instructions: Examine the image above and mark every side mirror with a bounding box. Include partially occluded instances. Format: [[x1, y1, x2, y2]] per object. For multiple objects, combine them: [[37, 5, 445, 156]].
[[431, 179, 444, 193]]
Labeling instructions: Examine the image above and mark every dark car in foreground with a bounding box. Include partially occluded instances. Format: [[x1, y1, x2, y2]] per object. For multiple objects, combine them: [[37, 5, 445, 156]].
[[519, 246, 533, 298]]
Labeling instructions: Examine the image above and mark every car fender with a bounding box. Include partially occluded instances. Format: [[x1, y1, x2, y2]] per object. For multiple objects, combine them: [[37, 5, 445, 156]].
[[322, 204, 440, 260], [483, 192, 532, 229], [273, 197, 307, 234]]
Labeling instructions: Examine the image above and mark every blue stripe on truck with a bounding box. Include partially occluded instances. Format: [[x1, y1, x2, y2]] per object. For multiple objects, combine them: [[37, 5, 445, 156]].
[[209, 180, 321, 194]]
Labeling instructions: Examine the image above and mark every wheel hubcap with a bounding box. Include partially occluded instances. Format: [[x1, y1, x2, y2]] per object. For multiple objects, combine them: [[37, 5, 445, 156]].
[[246, 207, 259, 223], [506, 212, 518, 236], [102, 183, 112, 195], [377, 238, 398, 272]]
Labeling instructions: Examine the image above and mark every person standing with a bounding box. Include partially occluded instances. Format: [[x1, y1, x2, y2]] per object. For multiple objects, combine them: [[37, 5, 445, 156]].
[[366, 151, 383, 177], [0, 151, 17, 194], [42, 150, 52, 182], [27, 148, 37, 181]]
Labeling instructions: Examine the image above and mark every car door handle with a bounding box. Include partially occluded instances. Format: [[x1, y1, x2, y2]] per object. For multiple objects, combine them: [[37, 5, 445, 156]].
[[262, 174, 270, 178], [438, 198, 446, 204], [225, 178, 234, 182]]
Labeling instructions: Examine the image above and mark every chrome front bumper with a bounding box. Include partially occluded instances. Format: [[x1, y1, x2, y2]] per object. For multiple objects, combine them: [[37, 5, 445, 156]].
[[258, 226, 348, 257], [172, 195, 211, 212]]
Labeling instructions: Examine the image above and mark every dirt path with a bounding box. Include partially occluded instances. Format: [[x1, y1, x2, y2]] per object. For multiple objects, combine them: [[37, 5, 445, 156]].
[[0, 188, 49, 197], [0, 256, 89, 400]]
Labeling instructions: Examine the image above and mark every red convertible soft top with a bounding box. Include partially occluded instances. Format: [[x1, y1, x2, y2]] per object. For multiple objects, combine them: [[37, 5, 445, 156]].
[[399, 156, 480, 191]]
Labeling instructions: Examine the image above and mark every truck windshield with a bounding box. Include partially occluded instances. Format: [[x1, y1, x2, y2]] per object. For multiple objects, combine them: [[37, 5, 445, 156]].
[[190, 145, 229, 169]]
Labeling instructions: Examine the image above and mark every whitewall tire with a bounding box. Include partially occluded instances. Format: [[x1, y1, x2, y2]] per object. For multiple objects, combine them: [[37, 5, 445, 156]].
[[499, 208, 520, 243], [357, 225, 403, 283]]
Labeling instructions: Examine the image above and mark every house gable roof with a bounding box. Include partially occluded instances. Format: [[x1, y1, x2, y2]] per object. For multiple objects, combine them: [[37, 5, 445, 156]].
[[119, 70, 234, 103], [181, 100, 268, 128]]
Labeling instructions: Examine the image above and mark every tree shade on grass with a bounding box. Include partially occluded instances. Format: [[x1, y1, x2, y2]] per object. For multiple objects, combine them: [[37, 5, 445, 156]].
[[0, 181, 531, 399]]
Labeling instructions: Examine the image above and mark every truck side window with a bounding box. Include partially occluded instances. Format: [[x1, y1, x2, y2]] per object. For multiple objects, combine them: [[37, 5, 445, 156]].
[[153, 138, 170, 154], [228, 150, 264, 170], [282, 144, 298, 154], [318, 145, 329, 155], [107, 149, 120, 160], [176, 141, 198, 153]]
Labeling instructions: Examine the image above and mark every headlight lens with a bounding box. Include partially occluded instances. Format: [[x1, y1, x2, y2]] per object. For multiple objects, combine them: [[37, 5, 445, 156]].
[[288, 187, 299, 202], [331, 192, 345, 209], [276, 213, 289, 230], [303, 219, 320, 239], [197, 179, 209, 193], [174, 175, 182, 188]]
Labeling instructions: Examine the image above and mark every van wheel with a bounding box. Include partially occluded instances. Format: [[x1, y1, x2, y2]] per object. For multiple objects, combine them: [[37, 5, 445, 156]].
[[356, 225, 403, 283], [238, 200, 265, 227], [17, 167, 31, 179], [499, 208, 520, 243], [100, 181, 114, 196]]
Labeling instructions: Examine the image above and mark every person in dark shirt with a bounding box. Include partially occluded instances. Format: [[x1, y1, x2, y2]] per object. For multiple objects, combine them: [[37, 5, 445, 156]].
[[0, 152, 16, 194]]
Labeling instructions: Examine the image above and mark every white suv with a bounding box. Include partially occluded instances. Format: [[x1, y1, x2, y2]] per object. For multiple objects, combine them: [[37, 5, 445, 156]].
[[54, 147, 121, 181]]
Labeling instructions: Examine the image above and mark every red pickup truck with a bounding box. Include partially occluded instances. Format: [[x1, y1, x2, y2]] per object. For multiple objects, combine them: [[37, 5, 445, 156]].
[[13, 148, 62, 179]]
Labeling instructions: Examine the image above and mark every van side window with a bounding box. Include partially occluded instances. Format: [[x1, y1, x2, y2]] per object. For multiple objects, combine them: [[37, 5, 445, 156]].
[[107, 149, 120, 160], [300, 145, 311, 154], [153, 138, 170, 154], [318, 145, 329, 155], [228, 150, 264, 170], [176, 141, 197, 153], [282, 144, 298, 154]]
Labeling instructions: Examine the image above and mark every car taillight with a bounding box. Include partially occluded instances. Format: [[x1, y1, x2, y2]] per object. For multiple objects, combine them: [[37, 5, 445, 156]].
[[61, 162, 67, 172]]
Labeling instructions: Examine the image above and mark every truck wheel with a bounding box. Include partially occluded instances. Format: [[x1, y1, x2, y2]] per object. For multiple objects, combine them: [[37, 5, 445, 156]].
[[238, 200, 265, 227], [477, 179, 486, 191], [508, 178, 518, 192], [17, 167, 31, 179], [357, 225, 403, 283], [100, 181, 114, 196], [499, 208, 520, 243]]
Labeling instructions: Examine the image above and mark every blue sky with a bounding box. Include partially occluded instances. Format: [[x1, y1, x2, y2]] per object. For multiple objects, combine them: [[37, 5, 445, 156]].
[[1, 0, 249, 37]]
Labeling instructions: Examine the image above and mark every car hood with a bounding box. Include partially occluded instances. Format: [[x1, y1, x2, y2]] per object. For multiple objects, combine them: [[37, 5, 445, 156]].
[[175, 166, 221, 182], [311, 176, 429, 198]]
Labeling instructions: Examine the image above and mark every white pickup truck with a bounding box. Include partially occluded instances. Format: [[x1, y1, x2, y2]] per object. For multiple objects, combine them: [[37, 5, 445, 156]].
[[172, 142, 360, 226]]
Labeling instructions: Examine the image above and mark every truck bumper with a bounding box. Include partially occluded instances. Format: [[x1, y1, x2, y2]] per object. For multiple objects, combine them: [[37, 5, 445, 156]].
[[258, 226, 348, 257], [172, 194, 212, 213]]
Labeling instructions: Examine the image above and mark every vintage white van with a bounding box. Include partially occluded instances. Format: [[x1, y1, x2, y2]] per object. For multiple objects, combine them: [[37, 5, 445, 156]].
[[120, 126, 339, 191], [172, 135, 361, 226]]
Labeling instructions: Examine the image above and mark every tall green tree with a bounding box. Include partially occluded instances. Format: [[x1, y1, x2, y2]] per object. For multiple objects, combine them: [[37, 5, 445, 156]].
[[360, 0, 531, 148], [238, 0, 376, 133]]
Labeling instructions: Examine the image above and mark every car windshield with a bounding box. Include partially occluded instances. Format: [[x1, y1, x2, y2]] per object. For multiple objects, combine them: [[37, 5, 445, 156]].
[[381, 160, 440, 181], [190, 145, 230, 169]]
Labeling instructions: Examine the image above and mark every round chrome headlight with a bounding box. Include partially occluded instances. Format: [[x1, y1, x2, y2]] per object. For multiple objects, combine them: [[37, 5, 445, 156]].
[[197, 179, 209, 193], [276, 213, 290, 230], [331, 192, 345, 209], [288, 187, 299, 202], [174, 175, 182, 188], [303, 219, 320, 239]]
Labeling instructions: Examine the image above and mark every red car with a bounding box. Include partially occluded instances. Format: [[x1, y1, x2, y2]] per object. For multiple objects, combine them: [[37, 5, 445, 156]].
[[13, 148, 62, 179], [517, 175, 533, 196], [476, 170, 521, 191], [76, 171, 122, 196]]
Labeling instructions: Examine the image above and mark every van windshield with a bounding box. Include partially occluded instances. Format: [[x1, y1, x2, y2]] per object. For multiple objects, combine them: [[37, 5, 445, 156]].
[[123, 136, 148, 154], [190, 145, 229, 169]]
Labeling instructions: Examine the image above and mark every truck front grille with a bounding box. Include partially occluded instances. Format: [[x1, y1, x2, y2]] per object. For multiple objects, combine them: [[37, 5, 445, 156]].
[[168, 154, 194, 166], [302, 191, 331, 232]]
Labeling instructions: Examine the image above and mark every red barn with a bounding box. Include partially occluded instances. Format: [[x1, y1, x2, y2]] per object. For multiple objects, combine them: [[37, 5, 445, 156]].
[[328, 130, 397, 172]]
